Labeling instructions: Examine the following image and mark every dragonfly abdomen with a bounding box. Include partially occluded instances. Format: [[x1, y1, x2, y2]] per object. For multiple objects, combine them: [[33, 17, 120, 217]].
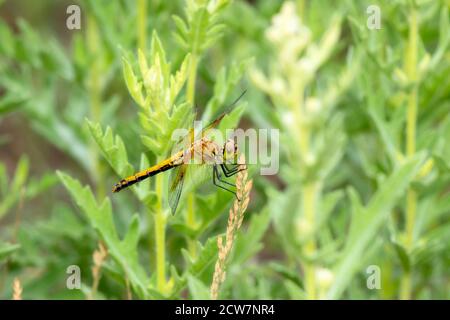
[[112, 155, 182, 193]]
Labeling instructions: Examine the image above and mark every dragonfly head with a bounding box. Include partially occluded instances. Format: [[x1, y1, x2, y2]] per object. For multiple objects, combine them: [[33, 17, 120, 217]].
[[222, 138, 238, 163]]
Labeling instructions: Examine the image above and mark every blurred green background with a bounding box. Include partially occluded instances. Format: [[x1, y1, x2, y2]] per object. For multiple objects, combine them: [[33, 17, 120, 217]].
[[0, 0, 449, 299]]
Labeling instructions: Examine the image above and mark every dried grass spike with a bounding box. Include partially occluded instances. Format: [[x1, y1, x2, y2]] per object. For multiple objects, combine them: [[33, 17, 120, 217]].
[[210, 154, 253, 299], [12, 277, 22, 300], [89, 242, 108, 300]]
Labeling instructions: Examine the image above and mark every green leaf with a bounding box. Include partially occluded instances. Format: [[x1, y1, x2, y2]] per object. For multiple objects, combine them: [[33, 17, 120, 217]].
[[0, 241, 20, 261], [169, 237, 218, 298], [0, 156, 30, 220], [413, 222, 450, 267], [285, 280, 307, 300], [122, 56, 144, 106], [0, 93, 28, 114], [327, 152, 426, 299], [204, 59, 251, 121], [172, 15, 189, 49], [367, 106, 399, 164], [140, 101, 192, 156], [25, 173, 59, 199], [174, 0, 230, 56], [187, 274, 210, 299], [149, 31, 170, 81], [141, 135, 162, 154], [29, 112, 92, 175], [429, 6, 450, 70], [391, 240, 411, 272], [269, 186, 302, 259], [86, 119, 134, 178], [232, 209, 271, 264], [268, 262, 303, 289], [11, 156, 29, 192], [0, 20, 15, 57], [57, 171, 149, 298]]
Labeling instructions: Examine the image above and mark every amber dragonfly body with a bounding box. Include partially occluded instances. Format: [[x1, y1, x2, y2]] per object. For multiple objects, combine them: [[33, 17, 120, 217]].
[[112, 92, 246, 214]]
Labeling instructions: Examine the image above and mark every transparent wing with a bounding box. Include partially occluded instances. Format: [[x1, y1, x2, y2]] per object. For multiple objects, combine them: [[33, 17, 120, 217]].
[[197, 112, 227, 139], [183, 164, 213, 192], [172, 109, 197, 154], [174, 90, 246, 151], [168, 113, 222, 215], [172, 111, 228, 156], [168, 164, 186, 215]]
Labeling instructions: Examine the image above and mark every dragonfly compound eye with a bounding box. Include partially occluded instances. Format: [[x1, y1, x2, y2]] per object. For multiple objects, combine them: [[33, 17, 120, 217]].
[[224, 139, 235, 154]]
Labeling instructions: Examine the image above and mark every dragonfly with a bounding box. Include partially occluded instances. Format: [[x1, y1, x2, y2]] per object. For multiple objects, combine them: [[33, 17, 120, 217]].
[[112, 91, 246, 214]]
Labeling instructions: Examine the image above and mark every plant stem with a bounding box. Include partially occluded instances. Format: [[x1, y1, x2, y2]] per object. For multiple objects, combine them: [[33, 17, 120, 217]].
[[91, 274, 100, 300], [135, 0, 167, 294], [290, 78, 319, 299], [136, 0, 166, 293], [405, 11, 418, 158], [302, 181, 319, 300], [296, 0, 305, 20], [400, 6, 418, 300], [185, 53, 199, 258], [137, 0, 147, 52], [87, 13, 105, 200], [154, 172, 167, 294], [187, 193, 197, 256], [186, 54, 198, 104]]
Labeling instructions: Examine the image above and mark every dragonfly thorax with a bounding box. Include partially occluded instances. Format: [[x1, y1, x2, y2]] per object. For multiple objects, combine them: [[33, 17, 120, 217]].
[[180, 137, 238, 165], [181, 138, 221, 165]]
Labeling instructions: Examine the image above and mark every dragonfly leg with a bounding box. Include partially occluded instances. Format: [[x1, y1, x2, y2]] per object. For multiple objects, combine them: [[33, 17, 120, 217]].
[[222, 162, 238, 171], [216, 165, 237, 188], [221, 163, 245, 177], [220, 163, 239, 177], [213, 165, 240, 200]]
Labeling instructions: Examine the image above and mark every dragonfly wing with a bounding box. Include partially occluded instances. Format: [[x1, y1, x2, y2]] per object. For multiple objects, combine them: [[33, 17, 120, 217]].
[[171, 109, 197, 154], [174, 111, 227, 151], [196, 113, 227, 140], [173, 91, 246, 153], [198, 90, 247, 139], [182, 164, 212, 193], [168, 164, 186, 215]]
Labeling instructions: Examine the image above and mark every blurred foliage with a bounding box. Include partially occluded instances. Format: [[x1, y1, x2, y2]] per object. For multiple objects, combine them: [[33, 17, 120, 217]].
[[0, 0, 449, 299]]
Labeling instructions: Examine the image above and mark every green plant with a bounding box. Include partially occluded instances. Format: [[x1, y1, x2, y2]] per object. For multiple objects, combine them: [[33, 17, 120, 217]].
[[0, 0, 449, 300], [57, 0, 250, 299], [251, 1, 358, 299]]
